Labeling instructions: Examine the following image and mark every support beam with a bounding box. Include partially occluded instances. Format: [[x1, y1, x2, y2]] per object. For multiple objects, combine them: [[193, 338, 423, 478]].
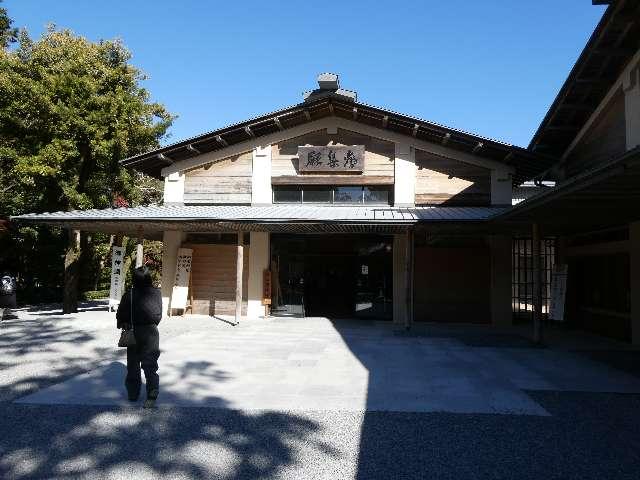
[[381, 115, 389, 128], [273, 116, 284, 131], [216, 135, 228, 147], [472, 142, 484, 154], [247, 232, 270, 319], [186, 144, 201, 154], [405, 230, 414, 330], [441, 133, 451, 145], [393, 233, 409, 326], [532, 223, 543, 344], [235, 232, 244, 324], [157, 153, 172, 164], [244, 125, 255, 138]]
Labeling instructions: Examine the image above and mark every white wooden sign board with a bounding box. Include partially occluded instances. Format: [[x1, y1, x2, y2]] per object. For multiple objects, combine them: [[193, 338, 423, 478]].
[[549, 264, 568, 322], [171, 248, 193, 311], [108, 246, 125, 311]]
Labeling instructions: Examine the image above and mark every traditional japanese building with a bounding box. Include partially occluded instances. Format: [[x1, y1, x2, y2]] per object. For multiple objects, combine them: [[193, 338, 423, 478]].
[[14, 0, 640, 344]]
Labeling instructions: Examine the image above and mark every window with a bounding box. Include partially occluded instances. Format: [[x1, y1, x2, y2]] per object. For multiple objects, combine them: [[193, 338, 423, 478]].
[[273, 187, 301, 203], [273, 185, 392, 205], [334, 186, 362, 203], [364, 186, 390, 204], [303, 186, 332, 203]]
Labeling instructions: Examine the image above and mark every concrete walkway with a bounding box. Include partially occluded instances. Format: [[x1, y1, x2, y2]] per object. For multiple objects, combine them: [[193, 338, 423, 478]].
[[13, 311, 640, 416]]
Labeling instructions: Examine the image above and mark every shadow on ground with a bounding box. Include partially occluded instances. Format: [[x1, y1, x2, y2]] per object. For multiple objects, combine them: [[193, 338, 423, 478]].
[[0, 402, 332, 479], [326, 319, 640, 480]]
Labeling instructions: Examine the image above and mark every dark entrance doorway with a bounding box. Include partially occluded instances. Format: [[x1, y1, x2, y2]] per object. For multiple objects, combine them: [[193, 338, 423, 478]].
[[270, 234, 393, 320]]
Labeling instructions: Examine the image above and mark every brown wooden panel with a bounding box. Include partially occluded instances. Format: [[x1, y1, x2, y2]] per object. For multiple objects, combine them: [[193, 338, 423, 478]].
[[271, 175, 394, 186], [183, 193, 252, 204], [185, 244, 249, 316], [185, 152, 252, 204], [415, 149, 490, 206], [413, 245, 491, 323], [415, 193, 491, 206]]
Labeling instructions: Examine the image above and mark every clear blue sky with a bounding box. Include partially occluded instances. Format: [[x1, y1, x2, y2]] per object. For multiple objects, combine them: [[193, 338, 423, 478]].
[[6, 0, 606, 148]]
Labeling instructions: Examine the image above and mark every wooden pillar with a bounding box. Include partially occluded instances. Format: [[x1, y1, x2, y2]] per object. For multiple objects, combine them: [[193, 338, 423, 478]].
[[532, 223, 543, 344], [235, 232, 244, 323], [630, 222, 640, 345], [135, 228, 144, 268], [405, 229, 414, 329]]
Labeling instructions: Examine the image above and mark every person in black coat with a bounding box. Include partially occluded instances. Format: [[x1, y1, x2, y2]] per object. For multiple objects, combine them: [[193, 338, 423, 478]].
[[0, 272, 17, 321], [116, 266, 162, 408]]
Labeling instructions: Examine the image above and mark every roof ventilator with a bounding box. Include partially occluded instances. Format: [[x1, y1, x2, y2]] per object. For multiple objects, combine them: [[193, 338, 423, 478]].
[[303, 73, 357, 103]]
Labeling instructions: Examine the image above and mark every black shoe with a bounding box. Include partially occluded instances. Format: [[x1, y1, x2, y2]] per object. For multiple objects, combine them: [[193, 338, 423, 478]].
[[143, 398, 156, 409]]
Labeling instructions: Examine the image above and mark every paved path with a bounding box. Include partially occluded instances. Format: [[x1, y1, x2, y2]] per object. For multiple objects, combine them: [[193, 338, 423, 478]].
[[15, 313, 640, 415], [1, 303, 640, 479]]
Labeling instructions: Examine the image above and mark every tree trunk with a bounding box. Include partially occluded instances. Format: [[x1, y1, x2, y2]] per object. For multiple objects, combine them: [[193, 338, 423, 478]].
[[63, 229, 81, 314], [93, 234, 116, 291]]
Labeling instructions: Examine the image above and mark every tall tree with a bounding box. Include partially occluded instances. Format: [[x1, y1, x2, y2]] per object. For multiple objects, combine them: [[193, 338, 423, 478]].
[[0, 0, 18, 49], [0, 26, 173, 312]]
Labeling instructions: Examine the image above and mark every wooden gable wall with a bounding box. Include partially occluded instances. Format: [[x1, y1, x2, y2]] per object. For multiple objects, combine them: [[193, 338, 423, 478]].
[[564, 88, 627, 178], [415, 149, 491, 206], [184, 152, 252, 204], [272, 128, 394, 182]]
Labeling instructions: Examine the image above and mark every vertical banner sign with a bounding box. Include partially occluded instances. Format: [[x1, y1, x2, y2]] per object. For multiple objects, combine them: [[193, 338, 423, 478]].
[[549, 264, 568, 321], [171, 248, 193, 311], [108, 246, 125, 311]]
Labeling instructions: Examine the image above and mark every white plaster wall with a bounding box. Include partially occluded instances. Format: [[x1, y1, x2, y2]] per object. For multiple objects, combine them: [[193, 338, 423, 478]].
[[624, 62, 640, 150], [247, 232, 270, 319], [252, 145, 272, 205], [491, 169, 513, 206], [394, 143, 416, 207], [164, 172, 185, 205]]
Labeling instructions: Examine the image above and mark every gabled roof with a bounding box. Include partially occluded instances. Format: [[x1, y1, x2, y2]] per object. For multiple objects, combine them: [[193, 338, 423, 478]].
[[121, 93, 554, 185], [492, 146, 640, 233], [529, 0, 640, 159]]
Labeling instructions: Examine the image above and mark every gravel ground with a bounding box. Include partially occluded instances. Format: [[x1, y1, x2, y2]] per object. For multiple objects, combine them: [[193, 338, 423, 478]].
[[1, 303, 639, 479]]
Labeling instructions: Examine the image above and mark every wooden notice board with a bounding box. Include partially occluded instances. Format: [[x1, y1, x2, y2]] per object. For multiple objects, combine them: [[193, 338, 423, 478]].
[[171, 248, 193, 311], [262, 269, 272, 305], [297, 145, 364, 172]]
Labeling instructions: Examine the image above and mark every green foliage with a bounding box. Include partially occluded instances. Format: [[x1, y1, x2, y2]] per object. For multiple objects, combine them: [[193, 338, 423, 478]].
[[0, 19, 174, 304], [0, 27, 174, 215], [81, 289, 110, 301], [0, 0, 17, 49]]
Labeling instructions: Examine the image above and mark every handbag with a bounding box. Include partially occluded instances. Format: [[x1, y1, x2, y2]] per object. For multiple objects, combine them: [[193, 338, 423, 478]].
[[118, 288, 137, 348]]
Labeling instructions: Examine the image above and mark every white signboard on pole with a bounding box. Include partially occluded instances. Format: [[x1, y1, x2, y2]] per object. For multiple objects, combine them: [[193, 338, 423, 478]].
[[108, 246, 125, 311], [171, 248, 193, 311], [549, 264, 568, 321]]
